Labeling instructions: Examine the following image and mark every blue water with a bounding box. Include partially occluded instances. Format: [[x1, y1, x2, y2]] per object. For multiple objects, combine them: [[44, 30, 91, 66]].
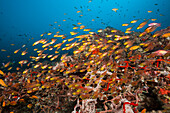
[[0, 0, 169, 69]]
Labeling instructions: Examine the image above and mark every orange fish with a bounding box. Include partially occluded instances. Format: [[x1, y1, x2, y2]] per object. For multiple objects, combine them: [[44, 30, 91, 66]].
[[10, 101, 17, 106], [54, 43, 63, 48], [21, 50, 28, 55], [70, 32, 78, 35], [83, 29, 91, 31], [14, 48, 21, 54], [77, 11, 81, 13], [0, 79, 8, 87], [148, 11, 152, 13], [1, 49, 6, 51], [145, 26, 158, 33], [73, 27, 79, 29], [162, 33, 170, 38], [68, 38, 75, 42], [153, 32, 162, 38], [139, 32, 147, 37], [80, 25, 86, 29], [122, 23, 129, 26], [27, 104, 32, 108], [130, 19, 139, 23], [151, 19, 157, 21], [141, 108, 146, 113], [137, 19, 150, 29], [4, 62, 10, 68], [50, 55, 59, 61], [32, 40, 42, 46], [0, 70, 5, 76], [77, 22, 82, 25], [61, 53, 68, 60], [112, 8, 118, 12], [47, 32, 52, 35]]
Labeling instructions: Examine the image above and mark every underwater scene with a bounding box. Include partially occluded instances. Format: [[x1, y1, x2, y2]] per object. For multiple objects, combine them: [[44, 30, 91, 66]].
[[0, 0, 170, 113]]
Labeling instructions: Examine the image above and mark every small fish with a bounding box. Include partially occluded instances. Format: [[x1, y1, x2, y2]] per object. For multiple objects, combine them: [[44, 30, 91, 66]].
[[22, 44, 26, 48], [19, 60, 28, 65], [145, 26, 158, 33], [111, 30, 117, 33], [130, 19, 139, 23], [47, 54, 53, 58], [139, 32, 147, 37], [70, 32, 78, 35], [153, 32, 162, 38], [151, 19, 157, 21], [50, 55, 59, 61], [137, 19, 150, 29], [115, 55, 121, 59], [50, 38, 57, 44], [83, 29, 91, 31], [148, 23, 161, 27], [122, 23, 129, 26], [73, 27, 79, 29], [61, 53, 68, 60], [148, 11, 152, 13], [126, 25, 134, 31], [14, 48, 21, 54], [153, 50, 168, 56], [1, 49, 6, 51], [97, 29, 103, 32], [32, 40, 42, 46], [40, 34, 44, 37], [27, 104, 32, 108], [141, 108, 146, 113], [0, 79, 7, 87], [0, 70, 5, 76], [106, 35, 113, 38], [10, 101, 17, 106], [34, 48, 38, 51], [68, 38, 75, 42], [54, 43, 63, 48], [54, 34, 64, 37], [115, 49, 124, 54], [77, 22, 82, 25], [31, 95, 39, 99], [77, 11, 81, 13], [34, 64, 41, 69], [119, 36, 130, 40], [161, 33, 170, 38], [125, 30, 132, 33], [80, 25, 86, 29], [112, 8, 118, 12], [130, 46, 140, 50], [4, 62, 10, 68], [21, 50, 28, 55], [42, 43, 50, 48]]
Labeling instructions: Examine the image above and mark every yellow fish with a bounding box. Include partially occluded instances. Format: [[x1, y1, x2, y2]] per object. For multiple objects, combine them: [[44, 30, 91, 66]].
[[130, 19, 139, 23], [122, 23, 129, 26], [0, 70, 5, 76], [0, 79, 8, 87], [70, 32, 78, 35], [83, 29, 91, 31], [130, 46, 140, 50]]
